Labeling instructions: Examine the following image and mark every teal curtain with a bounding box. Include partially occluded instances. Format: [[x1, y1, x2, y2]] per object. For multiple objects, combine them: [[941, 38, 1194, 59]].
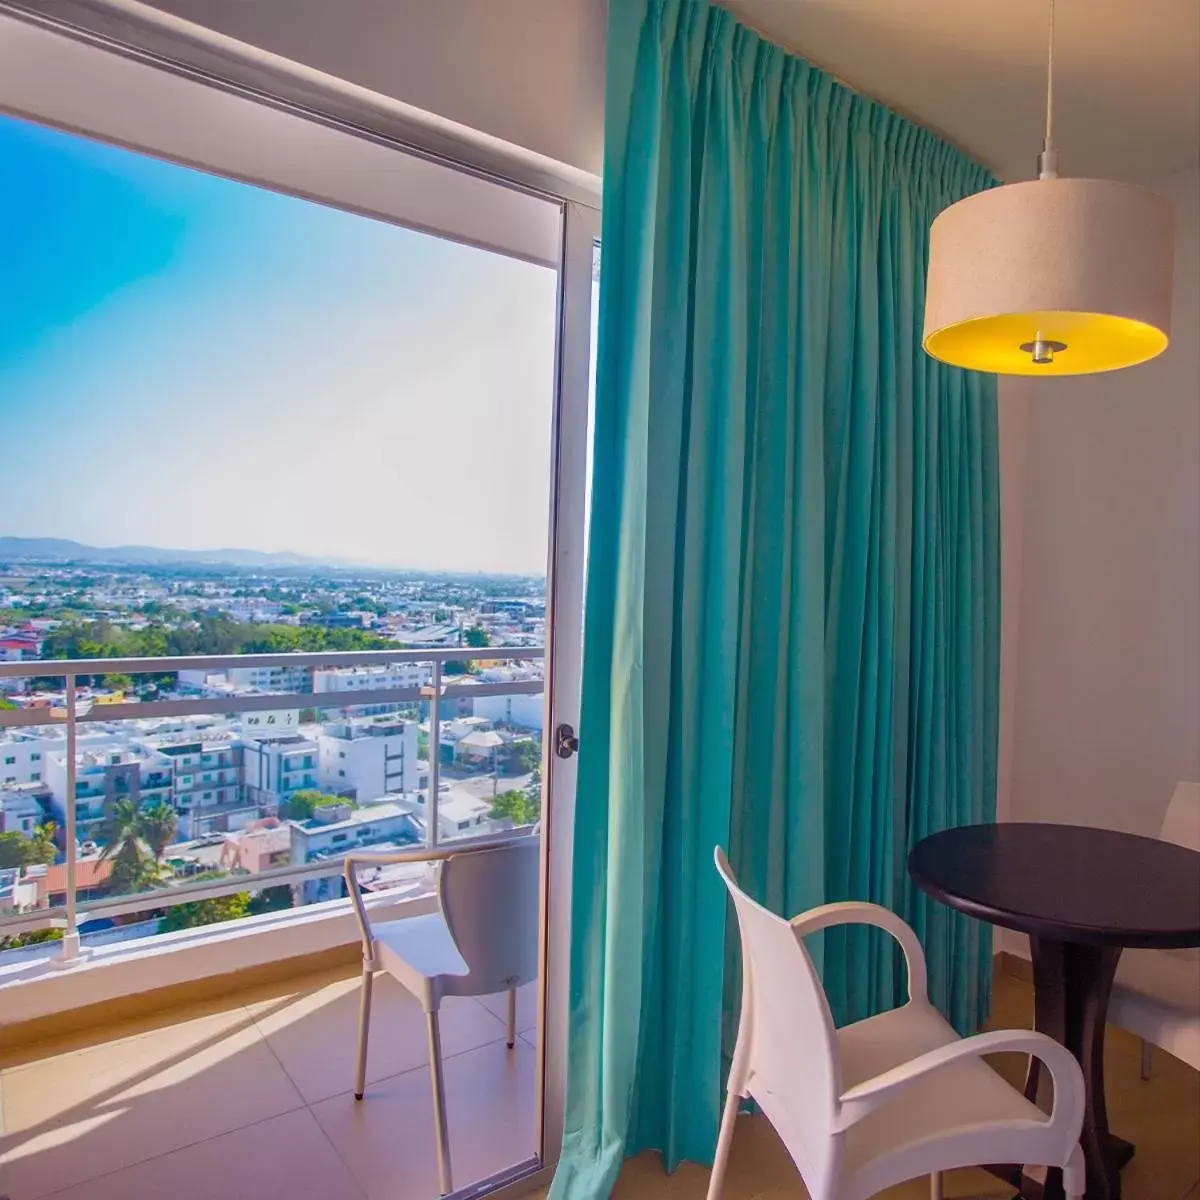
[[551, 0, 999, 1195]]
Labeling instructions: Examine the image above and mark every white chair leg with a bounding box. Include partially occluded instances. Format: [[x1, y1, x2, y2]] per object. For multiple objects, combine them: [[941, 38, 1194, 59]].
[[354, 962, 374, 1101], [930, 1171, 943, 1200], [506, 986, 517, 1049], [1063, 1143, 1086, 1200], [426, 1008, 453, 1196], [1140, 1038, 1152, 1080], [705, 1089, 740, 1200]]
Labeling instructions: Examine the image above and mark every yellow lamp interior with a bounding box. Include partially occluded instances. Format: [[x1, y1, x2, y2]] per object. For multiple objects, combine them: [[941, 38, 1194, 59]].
[[924, 310, 1169, 376]]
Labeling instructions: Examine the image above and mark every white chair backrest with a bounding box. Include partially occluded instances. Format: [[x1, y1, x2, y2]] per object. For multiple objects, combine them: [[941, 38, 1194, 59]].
[[1160, 782, 1200, 851], [715, 849, 842, 1185], [438, 837, 540, 997]]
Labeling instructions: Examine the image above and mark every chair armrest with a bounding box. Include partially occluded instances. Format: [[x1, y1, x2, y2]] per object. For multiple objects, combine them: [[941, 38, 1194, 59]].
[[342, 833, 533, 962], [836, 1028, 1085, 1136], [790, 903, 929, 1002]]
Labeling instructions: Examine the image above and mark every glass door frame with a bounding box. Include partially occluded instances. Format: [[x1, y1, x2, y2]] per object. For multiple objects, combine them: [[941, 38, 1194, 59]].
[[0, 5, 600, 1192]]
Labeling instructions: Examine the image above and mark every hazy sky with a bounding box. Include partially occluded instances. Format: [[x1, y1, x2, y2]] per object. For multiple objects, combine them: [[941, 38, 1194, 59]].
[[0, 114, 559, 574]]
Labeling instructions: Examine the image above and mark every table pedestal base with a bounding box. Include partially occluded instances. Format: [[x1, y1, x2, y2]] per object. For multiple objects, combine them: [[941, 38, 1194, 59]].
[[985, 937, 1132, 1199], [985, 1136, 1135, 1199]]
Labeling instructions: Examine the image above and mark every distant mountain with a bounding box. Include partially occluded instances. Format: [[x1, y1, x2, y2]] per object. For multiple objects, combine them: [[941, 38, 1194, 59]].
[[0, 536, 343, 569]]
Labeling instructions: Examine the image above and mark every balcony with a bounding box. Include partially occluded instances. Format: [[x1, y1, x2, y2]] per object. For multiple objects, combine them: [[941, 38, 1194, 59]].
[[0, 647, 548, 1199], [0, 956, 539, 1200]]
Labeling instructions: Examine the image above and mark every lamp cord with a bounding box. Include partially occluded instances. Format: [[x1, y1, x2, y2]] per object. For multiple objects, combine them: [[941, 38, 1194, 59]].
[[1040, 0, 1059, 178]]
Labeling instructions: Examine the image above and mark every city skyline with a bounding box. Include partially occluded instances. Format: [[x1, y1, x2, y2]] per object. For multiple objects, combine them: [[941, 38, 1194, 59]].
[[0, 113, 558, 574]]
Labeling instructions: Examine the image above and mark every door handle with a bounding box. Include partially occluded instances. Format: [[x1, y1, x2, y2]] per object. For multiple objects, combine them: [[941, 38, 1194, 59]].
[[554, 723, 579, 759]]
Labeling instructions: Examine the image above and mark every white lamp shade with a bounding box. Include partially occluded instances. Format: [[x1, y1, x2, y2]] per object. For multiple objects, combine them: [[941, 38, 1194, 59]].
[[924, 178, 1175, 375]]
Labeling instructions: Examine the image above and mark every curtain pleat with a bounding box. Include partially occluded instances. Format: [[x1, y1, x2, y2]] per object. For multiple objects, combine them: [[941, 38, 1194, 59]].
[[551, 1, 1000, 1194]]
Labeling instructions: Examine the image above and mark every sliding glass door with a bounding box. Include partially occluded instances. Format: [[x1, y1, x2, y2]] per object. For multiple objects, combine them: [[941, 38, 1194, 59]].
[[0, 10, 596, 1196]]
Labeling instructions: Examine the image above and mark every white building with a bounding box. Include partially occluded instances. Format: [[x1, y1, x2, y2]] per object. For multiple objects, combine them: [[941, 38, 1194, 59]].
[[287, 800, 420, 904], [1, 731, 52, 788], [318, 716, 418, 802], [44, 741, 174, 828], [393, 785, 495, 841], [0, 782, 49, 836], [241, 733, 320, 809], [177, 664, 310, 695], [312, 663, 429, 702], [472, 692, 544, 733]]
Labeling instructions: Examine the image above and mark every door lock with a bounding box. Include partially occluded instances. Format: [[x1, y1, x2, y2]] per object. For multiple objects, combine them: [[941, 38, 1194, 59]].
[[555, 723, 579, 759]]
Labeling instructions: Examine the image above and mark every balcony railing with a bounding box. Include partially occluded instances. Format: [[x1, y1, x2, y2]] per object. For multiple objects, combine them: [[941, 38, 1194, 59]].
[[0, 647, 544, 964]]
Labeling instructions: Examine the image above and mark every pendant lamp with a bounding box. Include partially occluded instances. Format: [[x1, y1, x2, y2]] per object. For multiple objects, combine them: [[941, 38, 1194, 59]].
[[923, 0, 1175, 376]]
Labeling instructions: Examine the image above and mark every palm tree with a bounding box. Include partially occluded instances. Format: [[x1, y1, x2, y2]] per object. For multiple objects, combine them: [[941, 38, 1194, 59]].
[[98, 798, 161, 896], [137, 798, 179, 863]]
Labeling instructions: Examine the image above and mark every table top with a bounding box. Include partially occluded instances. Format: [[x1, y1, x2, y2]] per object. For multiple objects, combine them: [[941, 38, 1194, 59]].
[[908, 822, 1200, 948]]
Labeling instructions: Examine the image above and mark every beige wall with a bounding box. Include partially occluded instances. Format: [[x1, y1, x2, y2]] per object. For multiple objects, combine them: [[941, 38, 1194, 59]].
[[1002, 167, 1200, 841], [141, 0, 607, 176]]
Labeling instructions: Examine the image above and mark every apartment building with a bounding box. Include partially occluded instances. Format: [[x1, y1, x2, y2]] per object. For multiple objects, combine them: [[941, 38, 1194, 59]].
[[177, 663, 311, 695], [317, 715, 419, 802], [241, 733, 319, 810], [43, 742, 174, 827], [286, 800, 420, 904], [0, 782, 48, 836], [312, 663, 428, 696]]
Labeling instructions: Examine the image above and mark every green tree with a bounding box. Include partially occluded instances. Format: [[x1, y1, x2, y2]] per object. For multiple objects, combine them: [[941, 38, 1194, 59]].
[[502, 739, 541, 776], [464, 625, 490, 649], [0, 928, 64, 951], [489, 789, 540, 827], [98, 798, 163, 895], [137, 798, 179, 862], [160, 891, 250, 932], [25, 822, 57, 866], [0, 832, 29, 869], [279, 789, 349, 821], [0, 823, 57, 869], [101, 672, 135, 693], [0, 696, 15, 711]]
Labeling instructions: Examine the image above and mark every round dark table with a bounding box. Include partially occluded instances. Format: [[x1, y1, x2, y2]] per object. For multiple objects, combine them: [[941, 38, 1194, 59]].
[[909, 822, 1200, 1200]]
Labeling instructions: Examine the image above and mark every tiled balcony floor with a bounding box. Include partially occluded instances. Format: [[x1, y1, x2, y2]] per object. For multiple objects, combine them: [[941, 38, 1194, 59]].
[[0, 964, 538, 1200], [1, 967, 1196, 1200]]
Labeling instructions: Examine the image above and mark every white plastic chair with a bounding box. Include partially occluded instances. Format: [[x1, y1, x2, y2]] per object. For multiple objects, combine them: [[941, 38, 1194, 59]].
[[1109, 782, 1200, 1078], [710, 847, 1086, 1200], [345, 836, 540, 1195]]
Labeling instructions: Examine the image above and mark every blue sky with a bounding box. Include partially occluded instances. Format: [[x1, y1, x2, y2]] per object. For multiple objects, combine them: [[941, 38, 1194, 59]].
[[0, 113, 558, 574]]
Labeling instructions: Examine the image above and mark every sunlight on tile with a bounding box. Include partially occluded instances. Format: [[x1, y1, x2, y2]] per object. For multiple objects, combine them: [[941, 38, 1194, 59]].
[[0, 1009, 304, 1198], [311, 1037, 537, 1200], [41, 1109, 367, 1200], [250, 972, 510, 1105]]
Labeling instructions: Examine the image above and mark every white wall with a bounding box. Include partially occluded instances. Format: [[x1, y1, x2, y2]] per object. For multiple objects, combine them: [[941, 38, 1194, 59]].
[[1004, 167, 1200, 842], [141, 0, 607, 177]]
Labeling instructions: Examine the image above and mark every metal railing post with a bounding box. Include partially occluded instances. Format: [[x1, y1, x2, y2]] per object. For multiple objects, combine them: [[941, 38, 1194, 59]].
[[54, 673, 89, 967], [427, 659, 441, 849]]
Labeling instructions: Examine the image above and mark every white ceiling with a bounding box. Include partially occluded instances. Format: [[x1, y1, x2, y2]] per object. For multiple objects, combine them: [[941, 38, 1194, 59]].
[[135, 0, 1197, 184], [725, 0, 1200, 182]]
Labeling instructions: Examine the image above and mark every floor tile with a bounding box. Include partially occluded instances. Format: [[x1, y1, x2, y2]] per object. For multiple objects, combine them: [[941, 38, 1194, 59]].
[[477, 981, 539, 1036], [311, 1037, 537, 1200], [0, 1008, 304, 1198], [0, 991, 253, 1071], [250, 973, 510, 1105], [38, 1109, 366, 1200]]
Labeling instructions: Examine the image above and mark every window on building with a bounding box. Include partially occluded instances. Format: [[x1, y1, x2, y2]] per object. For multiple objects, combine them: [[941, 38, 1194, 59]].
[[338, 769, 345, 778], [30, 773, 40, 781], [30, 753, 40, 762], [3, 757, 13, 765], [331, 833, 348, 844]]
